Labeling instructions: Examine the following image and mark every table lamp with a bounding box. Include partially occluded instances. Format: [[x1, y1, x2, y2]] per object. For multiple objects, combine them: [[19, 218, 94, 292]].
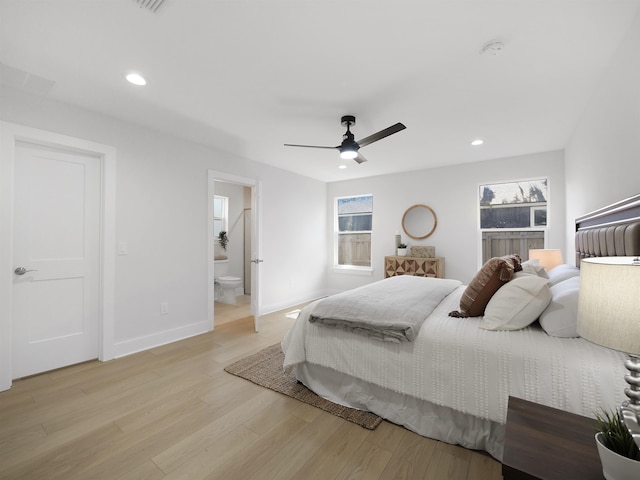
[[528, 249, 563, 271], [577, 256, 640, 448]]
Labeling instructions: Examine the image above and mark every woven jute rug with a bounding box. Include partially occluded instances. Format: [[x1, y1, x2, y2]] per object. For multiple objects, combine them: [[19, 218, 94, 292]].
[[224, 343, 382, 430]]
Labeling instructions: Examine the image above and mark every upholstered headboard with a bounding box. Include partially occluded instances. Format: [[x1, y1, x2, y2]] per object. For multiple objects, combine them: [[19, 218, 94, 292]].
[[575, 193, 640, 266]]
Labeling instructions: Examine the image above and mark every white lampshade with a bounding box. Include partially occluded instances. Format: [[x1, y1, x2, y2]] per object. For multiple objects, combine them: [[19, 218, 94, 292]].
[[528, 249, 563, 271], [577, 257, 640, 355]]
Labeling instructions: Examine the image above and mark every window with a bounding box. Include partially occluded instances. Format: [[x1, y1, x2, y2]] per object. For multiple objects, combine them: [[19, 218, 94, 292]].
[[213, 195, 228, 236], [479, 179, 548, 263], [336, 194, 373, 268]]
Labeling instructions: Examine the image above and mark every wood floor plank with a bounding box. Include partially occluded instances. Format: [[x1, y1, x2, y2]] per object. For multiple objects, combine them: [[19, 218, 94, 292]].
[[291, 420, 372, 480], [246, 412, 345, 480], [160, 425, 260, 480], [204, 414, 308, 480], [152, 388, 280, 474], [334, 440, 394, 480], [379, 429, 439, 480], [116, 460, 166, 480], [0, 302, 502, 480]]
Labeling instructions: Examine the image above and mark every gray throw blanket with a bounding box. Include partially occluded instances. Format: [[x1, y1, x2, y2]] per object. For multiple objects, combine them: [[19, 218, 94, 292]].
[[308, 275, 462, 342]]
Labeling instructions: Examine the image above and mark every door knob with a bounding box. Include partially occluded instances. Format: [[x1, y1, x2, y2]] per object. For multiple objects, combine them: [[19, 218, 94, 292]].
[[250, 259, 263, 264], [14, 267, 37, 275]]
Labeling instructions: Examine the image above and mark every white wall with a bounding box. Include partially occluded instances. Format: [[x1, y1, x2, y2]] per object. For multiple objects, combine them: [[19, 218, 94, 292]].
[[0, 86, 327, 358], [327, 150, 566, 291], [565, 9, 640, 258]]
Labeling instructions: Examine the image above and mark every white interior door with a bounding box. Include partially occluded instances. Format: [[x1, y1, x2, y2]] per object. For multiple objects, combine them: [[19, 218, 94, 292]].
[[250, 183, 261, 332], [12, 142, 101, 379]]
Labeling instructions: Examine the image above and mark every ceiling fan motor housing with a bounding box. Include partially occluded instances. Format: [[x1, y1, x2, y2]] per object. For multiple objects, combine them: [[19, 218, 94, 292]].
[[341, 115, 356, 127]]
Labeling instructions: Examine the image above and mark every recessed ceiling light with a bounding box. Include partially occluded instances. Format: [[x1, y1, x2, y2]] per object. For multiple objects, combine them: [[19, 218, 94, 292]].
[[471, 139, 484, 146], [126, 73, 147, 86], [338, 164, 347, 169]]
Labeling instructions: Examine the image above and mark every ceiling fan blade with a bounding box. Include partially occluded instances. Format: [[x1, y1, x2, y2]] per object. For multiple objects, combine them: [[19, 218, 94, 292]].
[[356, 122, 406, 148], [353, 152, 368, 164], [284, 143, 338, 150]]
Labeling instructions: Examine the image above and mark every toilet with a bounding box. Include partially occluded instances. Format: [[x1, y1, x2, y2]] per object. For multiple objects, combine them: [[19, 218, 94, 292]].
[[215, 276, 243, 304]]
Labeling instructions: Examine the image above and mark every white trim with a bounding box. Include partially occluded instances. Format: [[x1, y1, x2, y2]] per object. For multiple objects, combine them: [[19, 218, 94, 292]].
[[331, 266, 374, 276], [207, 170, 261, 331], [113, 320, 209, 358], [0, 122, 116, 391]]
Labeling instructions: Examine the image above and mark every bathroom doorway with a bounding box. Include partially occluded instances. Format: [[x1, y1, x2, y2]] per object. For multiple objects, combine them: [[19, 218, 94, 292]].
[[207, 171, 262, 331]]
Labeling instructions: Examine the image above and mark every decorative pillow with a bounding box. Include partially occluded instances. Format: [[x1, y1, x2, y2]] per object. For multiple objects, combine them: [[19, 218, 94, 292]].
[[521, 259, 549, 278], [547, 263, 580, 286], [449, 254, 522, 318], [539, 276, 580, 337], [481, 275, 552, 330]]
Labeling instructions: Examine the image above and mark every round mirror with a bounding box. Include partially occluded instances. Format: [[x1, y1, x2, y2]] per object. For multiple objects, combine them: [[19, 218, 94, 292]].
[[402, 204, 437, 240]]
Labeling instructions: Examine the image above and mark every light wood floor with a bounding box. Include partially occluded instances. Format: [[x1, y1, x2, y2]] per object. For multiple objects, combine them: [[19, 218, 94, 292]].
[[0, 303, 503, 480]]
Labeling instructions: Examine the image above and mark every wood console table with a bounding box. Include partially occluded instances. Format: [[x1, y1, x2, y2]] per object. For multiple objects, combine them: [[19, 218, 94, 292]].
[[502, 396, 602, 480], [384, 256, 444, 279]]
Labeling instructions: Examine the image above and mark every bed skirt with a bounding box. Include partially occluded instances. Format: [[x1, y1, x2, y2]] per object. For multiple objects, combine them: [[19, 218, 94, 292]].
[[294, 362, 506, 461]]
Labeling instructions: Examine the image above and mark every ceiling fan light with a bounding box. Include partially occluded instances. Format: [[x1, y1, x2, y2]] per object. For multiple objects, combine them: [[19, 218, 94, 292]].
[[340, 149, 358, 160]]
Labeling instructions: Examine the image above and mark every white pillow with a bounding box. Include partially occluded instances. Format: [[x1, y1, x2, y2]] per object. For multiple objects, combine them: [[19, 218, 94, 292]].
[[521, 259, 549, 278], [547, 263, 580, 286], [539, 276, 580, 337], [481, 275, 552, 331]]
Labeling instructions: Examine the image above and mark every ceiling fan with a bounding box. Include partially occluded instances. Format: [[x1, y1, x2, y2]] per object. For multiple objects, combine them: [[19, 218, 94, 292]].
[[284, 115, 406, 164]]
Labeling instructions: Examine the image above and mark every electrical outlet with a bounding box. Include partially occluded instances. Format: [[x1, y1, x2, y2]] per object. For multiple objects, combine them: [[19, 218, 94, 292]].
[[160, 302, 169, 315]]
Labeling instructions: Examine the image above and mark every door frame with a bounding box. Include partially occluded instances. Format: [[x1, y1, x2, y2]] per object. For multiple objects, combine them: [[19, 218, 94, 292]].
[[0, 122, 116, 391], [207, 170, 262, 331]]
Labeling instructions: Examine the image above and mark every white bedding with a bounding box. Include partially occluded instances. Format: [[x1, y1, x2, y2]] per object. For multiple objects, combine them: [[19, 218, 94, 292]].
[[308, 275, 461, 342], [282, 284, 628, 456]]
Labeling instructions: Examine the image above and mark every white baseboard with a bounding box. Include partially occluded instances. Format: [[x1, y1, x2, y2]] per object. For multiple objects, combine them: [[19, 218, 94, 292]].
[[114, 320, 211, 358], [260, 289, 328, 316]]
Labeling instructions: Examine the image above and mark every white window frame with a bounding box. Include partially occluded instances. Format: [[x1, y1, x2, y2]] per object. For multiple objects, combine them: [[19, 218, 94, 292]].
[[334, 194, 373, 274], [478, 178, 550, 266], [213, 195, 228, 236]]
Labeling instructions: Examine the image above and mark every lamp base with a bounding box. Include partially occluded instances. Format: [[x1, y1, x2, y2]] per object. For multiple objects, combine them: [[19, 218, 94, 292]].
[[622, 354, 640, 449]]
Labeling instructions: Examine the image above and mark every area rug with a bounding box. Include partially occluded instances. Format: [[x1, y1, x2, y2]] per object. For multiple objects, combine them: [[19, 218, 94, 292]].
[[224, 343, 382, 430]]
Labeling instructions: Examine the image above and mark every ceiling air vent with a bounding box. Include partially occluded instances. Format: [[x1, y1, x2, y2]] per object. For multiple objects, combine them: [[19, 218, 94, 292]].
[[135, 0, 165, 13]]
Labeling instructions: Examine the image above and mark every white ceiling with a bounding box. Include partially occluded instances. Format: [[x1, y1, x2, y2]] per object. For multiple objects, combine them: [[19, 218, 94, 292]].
[[1, 0, 639, 182]]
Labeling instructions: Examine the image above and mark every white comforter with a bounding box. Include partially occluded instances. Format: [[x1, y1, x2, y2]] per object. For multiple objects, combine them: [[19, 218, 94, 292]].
[[282, 284, 627, 425]]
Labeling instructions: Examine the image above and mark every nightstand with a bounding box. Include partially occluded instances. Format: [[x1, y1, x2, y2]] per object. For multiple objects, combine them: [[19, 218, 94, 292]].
[[502, 396, 603, 480]]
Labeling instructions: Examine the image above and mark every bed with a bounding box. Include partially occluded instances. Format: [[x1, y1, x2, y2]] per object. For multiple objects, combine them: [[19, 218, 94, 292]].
[[281, 194, 640, 461]]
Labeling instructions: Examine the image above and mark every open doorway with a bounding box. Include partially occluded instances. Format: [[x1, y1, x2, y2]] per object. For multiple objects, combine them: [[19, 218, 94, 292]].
[[207, 171, 261, 331]]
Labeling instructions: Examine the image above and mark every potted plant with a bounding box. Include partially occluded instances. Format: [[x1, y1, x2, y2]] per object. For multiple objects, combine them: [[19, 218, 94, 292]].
[[397, 243, 408, 256], [595, 408, 640, 480], [218, 231, 229, 251]]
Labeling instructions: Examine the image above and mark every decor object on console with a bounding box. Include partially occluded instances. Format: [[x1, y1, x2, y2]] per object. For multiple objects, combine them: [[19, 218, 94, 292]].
[[577, 256, 640, 477], [384, 255, 444, 278], [396, 243, 407, 256], [529, 248, 563, 271], [410, 245, 435, 258], [402, 204, 437, 240]]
